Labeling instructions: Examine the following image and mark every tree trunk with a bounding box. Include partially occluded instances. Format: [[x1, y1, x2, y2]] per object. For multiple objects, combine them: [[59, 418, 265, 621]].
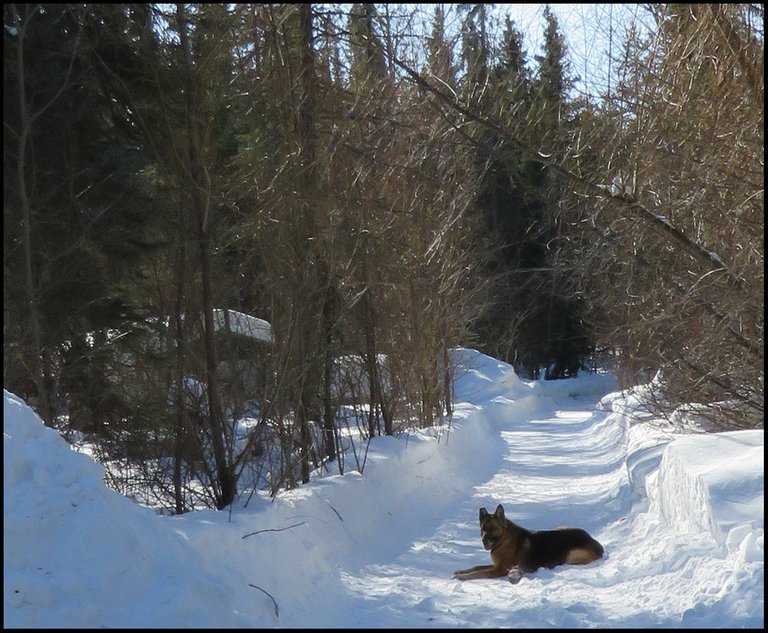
[[172, 193, 189, 515], [296, 4, 319, 484], [13, 6, 54, 426], [176, 3, 235, 509], [321, 284, 340, 467]]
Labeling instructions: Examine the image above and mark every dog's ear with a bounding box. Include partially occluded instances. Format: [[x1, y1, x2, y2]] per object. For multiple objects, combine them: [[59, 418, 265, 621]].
[[494, 504, 505, 520], [479, 507, 488, 521]]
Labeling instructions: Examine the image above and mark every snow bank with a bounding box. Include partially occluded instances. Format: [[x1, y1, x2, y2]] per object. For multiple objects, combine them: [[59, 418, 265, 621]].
[[165, 373, 515, 627], [212, 308, 272, 343], [651, 430, 764, 561], [3, 390, 256, 628], [597, 383, 764, 563], [451, 347, 531, 402], [579, 386, 764, 627]]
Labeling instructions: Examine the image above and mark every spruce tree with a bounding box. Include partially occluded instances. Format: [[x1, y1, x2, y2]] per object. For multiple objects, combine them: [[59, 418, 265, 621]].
[[534, 4, 573, 130], [348, 3, 387, 86], [4, 4, 160, 428], [426, 5, 455, 88]]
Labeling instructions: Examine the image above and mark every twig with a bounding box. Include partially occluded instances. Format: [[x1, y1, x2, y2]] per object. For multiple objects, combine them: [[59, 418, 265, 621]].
[[241, 521, 306, 539], [327, 502, 343, 522], [249, 584, 279, 618]]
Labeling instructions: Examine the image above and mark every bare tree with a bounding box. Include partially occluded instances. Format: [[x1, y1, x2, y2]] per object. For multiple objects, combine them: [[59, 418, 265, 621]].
[[391, 4, 763, 429], [562, 4, 763, 427]]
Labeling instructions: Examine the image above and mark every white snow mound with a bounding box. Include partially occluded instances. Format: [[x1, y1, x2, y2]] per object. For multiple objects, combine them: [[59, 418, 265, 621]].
[[651, 429, 764, 562], [3, 389, 253, 628]]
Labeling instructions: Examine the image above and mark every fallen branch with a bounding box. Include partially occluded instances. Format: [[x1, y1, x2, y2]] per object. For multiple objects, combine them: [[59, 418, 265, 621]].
[[391, 54, 746, 291], [327, 502, 343, 522], [249, 584, 279, 618], [242, 521, 306, 539]]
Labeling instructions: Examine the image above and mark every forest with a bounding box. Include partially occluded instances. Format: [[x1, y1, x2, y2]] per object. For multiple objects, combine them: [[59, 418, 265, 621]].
[[3, 3, 763, 513]]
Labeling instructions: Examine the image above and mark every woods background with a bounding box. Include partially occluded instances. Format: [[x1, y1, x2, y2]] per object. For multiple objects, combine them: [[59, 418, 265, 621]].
[[4, 3, 763, 512]]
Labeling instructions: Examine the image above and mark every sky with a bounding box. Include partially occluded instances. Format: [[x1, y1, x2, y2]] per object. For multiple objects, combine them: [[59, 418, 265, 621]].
[[4, 348, 763, 627], [497, 3, 650, 99], [402, 3, 651, 100]]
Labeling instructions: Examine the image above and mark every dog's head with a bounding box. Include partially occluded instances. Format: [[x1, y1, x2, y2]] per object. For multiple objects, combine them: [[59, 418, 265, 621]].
[[478, 504, 507, 551]]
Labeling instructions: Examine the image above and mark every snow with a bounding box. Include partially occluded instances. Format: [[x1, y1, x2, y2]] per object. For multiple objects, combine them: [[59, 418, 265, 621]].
[[3, 349, 764, 628], [652, 431, 763, 556], [3, 391, 250, 628], [212, 308, 273, 343]]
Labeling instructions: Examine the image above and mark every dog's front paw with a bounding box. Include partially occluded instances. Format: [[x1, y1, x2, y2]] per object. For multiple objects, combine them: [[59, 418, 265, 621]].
[[507, 568, 523, 584]]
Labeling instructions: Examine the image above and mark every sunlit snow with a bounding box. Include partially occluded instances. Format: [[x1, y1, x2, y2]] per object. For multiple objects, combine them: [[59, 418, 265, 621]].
[[3, 349, 763, 627]]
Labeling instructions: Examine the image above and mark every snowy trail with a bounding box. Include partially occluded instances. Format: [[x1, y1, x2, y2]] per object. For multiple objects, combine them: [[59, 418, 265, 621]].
[[333, 389, 633, 628], [314, 362, 760, 628]]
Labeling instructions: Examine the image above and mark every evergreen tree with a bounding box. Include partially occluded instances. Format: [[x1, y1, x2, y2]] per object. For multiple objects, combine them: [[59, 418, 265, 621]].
[[534, 4, 574, 130], [465, 6, 593, 378], [462, 8, 539, 372], [458, 4, 490, 107], [527, 5, 592, 379], [4, 4, 160, 428], [426, 5, 455, 88], [348, 3, 387, 87]]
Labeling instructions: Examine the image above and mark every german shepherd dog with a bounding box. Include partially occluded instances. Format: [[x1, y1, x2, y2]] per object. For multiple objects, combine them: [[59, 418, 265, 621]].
[[453, 504, 604, 584]]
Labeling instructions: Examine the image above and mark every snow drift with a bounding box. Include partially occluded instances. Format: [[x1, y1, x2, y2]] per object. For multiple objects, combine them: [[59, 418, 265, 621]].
[[3, 390, 251, 627]]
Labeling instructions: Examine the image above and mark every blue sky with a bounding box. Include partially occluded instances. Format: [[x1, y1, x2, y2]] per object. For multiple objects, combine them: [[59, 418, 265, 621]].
[[497, 3, 648, 99]]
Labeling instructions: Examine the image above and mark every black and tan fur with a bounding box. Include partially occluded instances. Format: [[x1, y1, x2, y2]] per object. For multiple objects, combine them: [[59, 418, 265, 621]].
[[453, 504, 604, 584]]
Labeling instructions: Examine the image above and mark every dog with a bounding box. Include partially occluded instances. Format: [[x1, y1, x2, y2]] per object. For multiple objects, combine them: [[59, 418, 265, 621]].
[[453, 504, 604, 584]]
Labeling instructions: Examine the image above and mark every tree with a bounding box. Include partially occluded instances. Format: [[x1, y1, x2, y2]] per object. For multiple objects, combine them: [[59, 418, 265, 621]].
[[4, 4, 157, 431], [348, 3, 387, 86], [174, 3, 236, 508], [452, 6, 593, 379], [425, 5, 455, 88], [459, 4, 490, 108], [533, 4, 574, 130], [529, 6, 594, 379], [497, 15, 529, 104], [561, 3, 763, 426], [77, 3, 245, 509]]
